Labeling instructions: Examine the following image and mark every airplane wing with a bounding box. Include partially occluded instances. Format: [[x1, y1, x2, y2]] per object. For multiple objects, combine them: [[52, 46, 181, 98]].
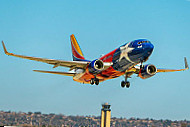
[[2, 41, 89, 69], [2, 41, 113, 70], [157, 57, 189, 73]]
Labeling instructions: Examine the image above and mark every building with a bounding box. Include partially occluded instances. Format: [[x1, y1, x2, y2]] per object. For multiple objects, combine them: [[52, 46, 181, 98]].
[[101, 103, 111, 127]]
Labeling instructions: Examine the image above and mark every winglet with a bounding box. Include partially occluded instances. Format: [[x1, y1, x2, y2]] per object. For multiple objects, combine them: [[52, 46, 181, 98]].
[[184, 57, 189, 70], [2, 41, 10, 55]]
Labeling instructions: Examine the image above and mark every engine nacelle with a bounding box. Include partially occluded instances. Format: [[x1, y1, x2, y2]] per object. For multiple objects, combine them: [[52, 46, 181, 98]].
[[139, 64, 157, 79], [88, 59, 104, 74]]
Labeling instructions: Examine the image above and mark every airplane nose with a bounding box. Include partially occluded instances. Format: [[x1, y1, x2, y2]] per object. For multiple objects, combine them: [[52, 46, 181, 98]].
[[149, 43, 154, 52], [145, 43, 154, 53], [149, 43, 154, 51], [140, 43, 154, 61], [128, 42, 154, 63]]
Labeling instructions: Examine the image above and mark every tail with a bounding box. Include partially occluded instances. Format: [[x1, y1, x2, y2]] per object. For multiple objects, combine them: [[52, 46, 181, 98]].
[[70, 34, 85, 61]]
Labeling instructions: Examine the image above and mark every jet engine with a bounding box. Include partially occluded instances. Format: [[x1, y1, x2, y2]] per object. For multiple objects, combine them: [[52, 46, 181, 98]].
[[139, 64, 157, 79], [88, 59, 104, 74]]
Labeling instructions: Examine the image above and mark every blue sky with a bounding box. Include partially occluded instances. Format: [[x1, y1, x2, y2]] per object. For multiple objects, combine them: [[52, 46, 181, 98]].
[[0, 0, 190, 120]]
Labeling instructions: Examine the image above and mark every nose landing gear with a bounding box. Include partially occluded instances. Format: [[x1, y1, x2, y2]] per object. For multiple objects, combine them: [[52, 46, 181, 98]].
[[140, 60, 145, 69]]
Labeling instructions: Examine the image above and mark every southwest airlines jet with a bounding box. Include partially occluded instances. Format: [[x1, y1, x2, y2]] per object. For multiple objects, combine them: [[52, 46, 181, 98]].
[[2, 35, 189, 88]]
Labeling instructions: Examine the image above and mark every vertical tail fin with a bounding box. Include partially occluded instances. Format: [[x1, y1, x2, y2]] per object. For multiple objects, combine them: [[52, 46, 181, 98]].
[[70, 34, 85, 61]]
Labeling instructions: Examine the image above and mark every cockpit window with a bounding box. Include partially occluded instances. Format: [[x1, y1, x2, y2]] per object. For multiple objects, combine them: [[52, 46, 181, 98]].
[[137, 41, 150, 44], [128, 41, 134, 47]]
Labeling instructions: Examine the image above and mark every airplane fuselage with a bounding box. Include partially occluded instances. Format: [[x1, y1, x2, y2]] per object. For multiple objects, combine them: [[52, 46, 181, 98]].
[[73, 39, 154, 83]]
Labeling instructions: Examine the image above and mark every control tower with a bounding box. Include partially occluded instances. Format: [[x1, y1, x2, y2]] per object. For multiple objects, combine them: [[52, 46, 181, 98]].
[[101, 103, 111, 127]]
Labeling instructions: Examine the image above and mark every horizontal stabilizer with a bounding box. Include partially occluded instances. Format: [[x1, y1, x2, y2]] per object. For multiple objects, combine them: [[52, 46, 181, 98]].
[[33, 70, 76, 76]]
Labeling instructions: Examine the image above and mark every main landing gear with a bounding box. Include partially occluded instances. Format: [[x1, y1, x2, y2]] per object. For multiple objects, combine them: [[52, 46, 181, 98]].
[[121, 74, 130, 88], [120, 60, 145, 88], [90, 78, 99, 85], [121, 80, 130, 88]]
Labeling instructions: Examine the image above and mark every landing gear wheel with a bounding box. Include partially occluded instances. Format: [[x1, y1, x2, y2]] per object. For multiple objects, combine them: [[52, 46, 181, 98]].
[[90, 78, 99, 85], [121, 81, 130, 88], [121, 81, 126, 88], [126, 81, 130, 88], [94, 78, 99, 85], [90, 78, 94, 85]]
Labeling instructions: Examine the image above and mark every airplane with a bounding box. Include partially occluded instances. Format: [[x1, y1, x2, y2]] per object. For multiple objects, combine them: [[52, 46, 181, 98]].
[[2, 34, 189, 88]]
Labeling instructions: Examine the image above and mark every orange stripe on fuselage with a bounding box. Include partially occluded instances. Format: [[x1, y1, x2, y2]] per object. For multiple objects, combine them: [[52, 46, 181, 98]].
[[70, 34, 84, 57]]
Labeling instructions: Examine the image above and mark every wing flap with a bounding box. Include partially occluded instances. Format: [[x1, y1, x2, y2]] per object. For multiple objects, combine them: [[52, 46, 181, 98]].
[[33, 70, 76, 76]]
